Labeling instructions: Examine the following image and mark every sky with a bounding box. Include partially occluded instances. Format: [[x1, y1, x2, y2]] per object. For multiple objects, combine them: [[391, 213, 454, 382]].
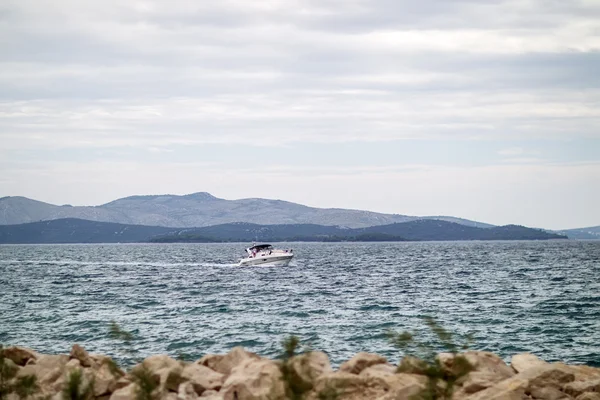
[[1, 0, 599, 230]]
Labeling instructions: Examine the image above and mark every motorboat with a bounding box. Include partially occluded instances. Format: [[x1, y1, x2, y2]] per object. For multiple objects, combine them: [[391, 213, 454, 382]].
[[238, 244, 294, 267]]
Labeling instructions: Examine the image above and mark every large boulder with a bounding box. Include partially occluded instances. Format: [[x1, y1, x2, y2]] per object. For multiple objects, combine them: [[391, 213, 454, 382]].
[[287, 351, 332, 392], [563, 379, 600, 398], [181, 364, 225, 395], [307, 372, 368, 400], [109, 383, 136, 400], [306, 370, 426, 400], [18, 354, 69, 392], [134, 355, 180, 375], [452, 351, 516, 397], [462, 364, 575, 400], [511, 353, 549, 373], [220, 358, 286, 400], [92, 362, 121, 396], [339, 352, 387, 375], [197, 348, 260, 376], [577, 393, 600, 400], [359, 363, 398, 377], [1, 346, 39, 366], [398, 356, 429, 375], [178, 381, 199, 400], [529, 386, 572, 400], [461, 377, 529, 400], [69, 344, 93, 368]]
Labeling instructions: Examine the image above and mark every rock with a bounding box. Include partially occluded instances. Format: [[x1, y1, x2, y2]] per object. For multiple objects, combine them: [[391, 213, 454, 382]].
[[18, 354, 69, 390], [287, 351, 332, 392], [157, 364, 185, 392], [1, 346, 39, 366], [115, 376, 132, 390], [221, 358, 286, 400], [564, 379, 600, 397], [307, 372, 367, 400], [339, 352, 387, 375], [93, 362, 120, 396], [165, 393, 179, 400], [458, 371, 509, 395], [558, 365, 600, 383], [109, 383, 136, 400], [135, 355, 180, 375], [363, 371, 428, 400], [70, 344, 92, 368], [523, 364, 575, 391], [307, 371, 426, 400], [66, 359, 82, 370], [196, 355, 224, 373], [464, 364, 575, 400], [181, 364, 225, 394], [577, 393, 600, 400], [530, 386, 572, 400], [197, 348, 260, 376], [178, 381, 199, 400], [359, 363, 397, 377], [511, 353, 549, 373], [398, 356, 429, 374], [453, 352, 516, 396], [462, 377, 528, 400], [463, 352, 515, 379], [199, 389, 224, 400]]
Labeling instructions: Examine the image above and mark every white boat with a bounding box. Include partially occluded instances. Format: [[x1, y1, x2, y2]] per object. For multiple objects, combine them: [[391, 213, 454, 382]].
[[238, 244, 294, 267]]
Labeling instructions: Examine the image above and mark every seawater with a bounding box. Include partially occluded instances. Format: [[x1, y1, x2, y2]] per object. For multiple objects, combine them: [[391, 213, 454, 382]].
[[1, 241, 599, 366]]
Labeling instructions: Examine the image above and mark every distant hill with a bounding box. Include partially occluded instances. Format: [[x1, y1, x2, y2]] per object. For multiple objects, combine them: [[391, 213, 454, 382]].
[[0, 218, 176, 244], [556, 226, 600, 240], [152, 220, 566, 242], [0, 218, 565, 244], [0, 193, 494, 229]]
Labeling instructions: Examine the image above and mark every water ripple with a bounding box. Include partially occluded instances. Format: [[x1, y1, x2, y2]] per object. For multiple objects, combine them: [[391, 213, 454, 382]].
[[0, 241, 599, 367]]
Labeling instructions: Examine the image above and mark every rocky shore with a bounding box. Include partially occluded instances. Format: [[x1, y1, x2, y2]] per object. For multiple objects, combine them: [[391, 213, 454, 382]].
[[2, 345, 600, 400]]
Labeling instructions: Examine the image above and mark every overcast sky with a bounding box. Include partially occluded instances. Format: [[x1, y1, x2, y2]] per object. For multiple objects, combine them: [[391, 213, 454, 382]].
[[1, 0, 599, 229]]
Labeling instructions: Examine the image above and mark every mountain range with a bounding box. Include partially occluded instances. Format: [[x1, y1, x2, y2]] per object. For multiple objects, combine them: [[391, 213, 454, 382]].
[[0, 218, 566, 244], [0, 193, 493, 229], [0, 193, 596, 241]]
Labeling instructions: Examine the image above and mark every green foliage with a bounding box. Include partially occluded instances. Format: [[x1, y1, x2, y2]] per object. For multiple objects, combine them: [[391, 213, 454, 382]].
[[130, 365, 159, 400], [317, 385, 340, 400], [62, 369, 94, 400], [103, 358, 124, 378], [13, 375, 39, 399], [281, 336, 300, 361], [1, 345, 39, 400], [108, 321, 134, 342], [387, 317, 475, 400], [277, 335, 313, 400]]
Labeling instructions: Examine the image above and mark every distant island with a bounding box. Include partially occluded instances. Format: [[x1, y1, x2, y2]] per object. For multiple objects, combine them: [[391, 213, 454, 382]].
[[0, 192, 595, 243], [0, 218, 566, 244]]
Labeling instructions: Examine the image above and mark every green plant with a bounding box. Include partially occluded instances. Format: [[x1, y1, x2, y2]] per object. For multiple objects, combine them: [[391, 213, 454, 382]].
[[130, 365, 159, 400], [108, 321, 134, 342], [13, 375, 40, 399], [387, 317, 474, 400], [317, 384, 340, 400], [62, 369, 94, 400]]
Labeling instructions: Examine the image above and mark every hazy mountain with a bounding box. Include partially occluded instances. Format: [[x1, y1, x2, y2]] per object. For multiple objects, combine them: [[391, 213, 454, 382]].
[[0, 193, 494, 229], [0, 218, 175, 244], [0, 218, 564, 244], [556, 226, 600, 240]]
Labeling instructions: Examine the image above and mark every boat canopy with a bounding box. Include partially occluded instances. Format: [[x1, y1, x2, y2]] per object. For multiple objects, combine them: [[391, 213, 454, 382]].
[[248, 244, 272, 251]]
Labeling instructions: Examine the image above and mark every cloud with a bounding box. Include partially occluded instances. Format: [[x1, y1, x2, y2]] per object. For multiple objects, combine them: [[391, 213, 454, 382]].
[[1, 0, 599, 228]]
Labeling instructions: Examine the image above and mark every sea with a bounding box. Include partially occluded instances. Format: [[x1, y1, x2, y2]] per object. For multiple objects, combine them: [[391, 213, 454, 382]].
[[1, 241, 599, 367]]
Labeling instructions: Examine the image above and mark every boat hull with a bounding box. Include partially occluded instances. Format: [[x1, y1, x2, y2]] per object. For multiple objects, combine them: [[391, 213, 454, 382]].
[[238, 254, 293, 267]]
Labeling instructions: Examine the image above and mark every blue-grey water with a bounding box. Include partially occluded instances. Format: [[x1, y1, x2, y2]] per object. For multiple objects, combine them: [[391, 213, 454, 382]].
[[1, 241, 599, 367]]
